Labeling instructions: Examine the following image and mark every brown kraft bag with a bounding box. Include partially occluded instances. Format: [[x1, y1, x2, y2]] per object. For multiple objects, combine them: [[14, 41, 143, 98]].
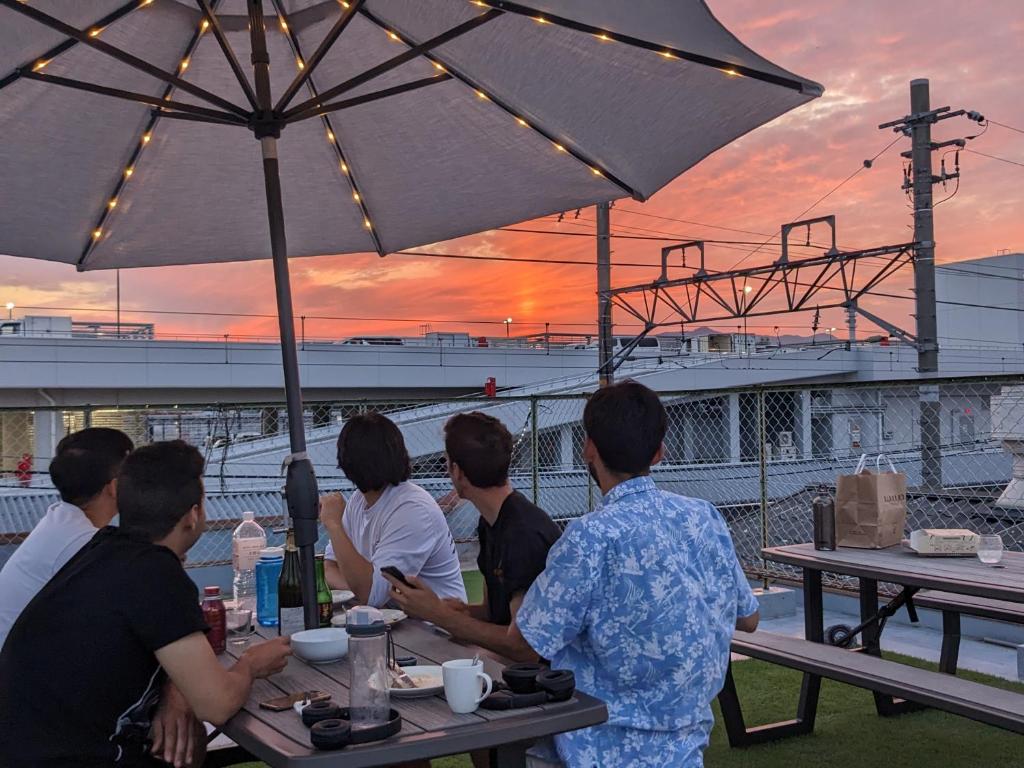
[[834, 454, 907, 549]]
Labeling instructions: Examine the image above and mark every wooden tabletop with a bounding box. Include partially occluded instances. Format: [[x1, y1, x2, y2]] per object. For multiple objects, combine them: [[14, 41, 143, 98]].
[[220, 620, 607, 768], [763, 544, 1024, 603]]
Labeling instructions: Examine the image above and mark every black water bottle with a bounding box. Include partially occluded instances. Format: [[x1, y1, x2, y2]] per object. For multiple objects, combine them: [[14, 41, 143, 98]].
[[812, 486, 836, 551]]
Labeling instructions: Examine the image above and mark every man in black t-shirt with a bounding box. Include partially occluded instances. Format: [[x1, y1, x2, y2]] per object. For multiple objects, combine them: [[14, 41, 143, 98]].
[[385, 412, 561, 661], [0, 441, 290, 768]]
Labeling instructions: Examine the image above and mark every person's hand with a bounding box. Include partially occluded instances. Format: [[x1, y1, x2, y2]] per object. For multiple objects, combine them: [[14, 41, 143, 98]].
[[241, 636, 291, 679], [150, 681, 198, 768], [382, 573, 446, 623], [319, 493, 347, 532], [436, 490, 462, 515]]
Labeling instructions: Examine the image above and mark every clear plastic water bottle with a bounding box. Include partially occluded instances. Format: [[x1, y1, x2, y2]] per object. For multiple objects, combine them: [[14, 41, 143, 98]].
[[347, 606, 390, 728], [232, 511, 266, 613], [255, 547, 284, 627]]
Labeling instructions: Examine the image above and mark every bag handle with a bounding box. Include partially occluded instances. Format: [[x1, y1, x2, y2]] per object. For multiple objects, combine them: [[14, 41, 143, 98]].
[[854, 454, 868, 474], [875, 454, 898, 474]]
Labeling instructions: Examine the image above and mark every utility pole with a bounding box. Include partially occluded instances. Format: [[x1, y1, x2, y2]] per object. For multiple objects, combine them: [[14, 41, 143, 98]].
[[879, 80, 977, 491], [597, 202, 613, 387], [908, 79, 942, 491]]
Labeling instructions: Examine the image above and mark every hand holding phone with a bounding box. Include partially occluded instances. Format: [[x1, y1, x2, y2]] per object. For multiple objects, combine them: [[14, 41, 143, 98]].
[[380, 565, 412, 588]]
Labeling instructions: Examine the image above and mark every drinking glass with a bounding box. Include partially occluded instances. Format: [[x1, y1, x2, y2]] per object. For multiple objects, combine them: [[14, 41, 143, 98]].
[[977, 535, 1004, 565], [226, 608, 254, 648]]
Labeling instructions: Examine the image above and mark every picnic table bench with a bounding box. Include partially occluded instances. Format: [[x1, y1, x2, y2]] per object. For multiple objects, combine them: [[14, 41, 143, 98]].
[[219, 619, 607, 767], [718, 544, 1024, 747]]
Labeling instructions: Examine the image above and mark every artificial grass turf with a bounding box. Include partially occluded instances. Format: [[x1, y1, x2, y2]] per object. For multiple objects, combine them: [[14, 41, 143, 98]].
[[232, 652, 1024, 767]]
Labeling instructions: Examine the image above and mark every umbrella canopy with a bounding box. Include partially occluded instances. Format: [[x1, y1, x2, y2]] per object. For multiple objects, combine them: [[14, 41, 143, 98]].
[[0, 0, 821, 628], [1, 0, 821, 269]]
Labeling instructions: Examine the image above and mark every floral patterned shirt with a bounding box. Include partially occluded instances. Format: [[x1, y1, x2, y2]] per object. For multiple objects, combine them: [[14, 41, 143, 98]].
[[517, 476, 758, 767]]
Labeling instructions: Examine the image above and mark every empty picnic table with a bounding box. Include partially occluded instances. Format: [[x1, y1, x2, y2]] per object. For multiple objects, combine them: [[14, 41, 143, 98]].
[[219, 620, 607, 768]]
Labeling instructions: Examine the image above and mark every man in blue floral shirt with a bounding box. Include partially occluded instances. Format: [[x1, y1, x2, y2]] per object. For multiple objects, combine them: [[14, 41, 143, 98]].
[[513, 380, 760, 767]]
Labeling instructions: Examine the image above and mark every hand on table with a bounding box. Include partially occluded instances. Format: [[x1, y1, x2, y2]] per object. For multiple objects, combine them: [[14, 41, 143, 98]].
[[150, 681, 199, 768], [319, 493, 347, 532], [383, 573, 447, 624], [242, 636, 291, 679]]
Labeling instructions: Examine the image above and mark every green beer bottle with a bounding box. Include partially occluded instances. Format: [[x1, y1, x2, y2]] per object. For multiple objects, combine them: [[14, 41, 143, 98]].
[[315, 554, 333, 628]]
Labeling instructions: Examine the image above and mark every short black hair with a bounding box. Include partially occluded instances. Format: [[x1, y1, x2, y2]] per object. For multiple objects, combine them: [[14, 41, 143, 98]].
[[444, 412, 513, 488], [48, 428, 134, 507], [336, 413, 411, 493], [117, 440, 205, 542], [583, 380, 666, 475]]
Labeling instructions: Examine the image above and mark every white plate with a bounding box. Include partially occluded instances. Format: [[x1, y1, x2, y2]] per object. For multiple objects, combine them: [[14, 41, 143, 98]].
[[331, 589, 355, 604], [330, 609, 407, 628], [390, 665, 444, 698]]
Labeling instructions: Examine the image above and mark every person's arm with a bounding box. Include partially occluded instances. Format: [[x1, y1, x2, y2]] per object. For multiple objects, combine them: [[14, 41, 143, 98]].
[[726, 513, 761, 634], [320, 493, 373, 603], [736, 611, 760, 633], [150, 681, 204, 768], [155, 634, 291, 726], [385, 575, 538, 662]]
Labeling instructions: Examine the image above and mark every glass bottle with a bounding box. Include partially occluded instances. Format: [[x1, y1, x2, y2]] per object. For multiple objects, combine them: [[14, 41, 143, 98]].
[[201, 585, 226, 654], [346, 606, 390, 728], [277, 528, 304, 636], [812, 485, 836, 551], [315, 554, 333, 628]]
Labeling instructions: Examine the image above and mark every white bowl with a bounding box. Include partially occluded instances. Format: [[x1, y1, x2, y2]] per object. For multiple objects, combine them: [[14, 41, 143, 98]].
[[291, 628, 349, 663]]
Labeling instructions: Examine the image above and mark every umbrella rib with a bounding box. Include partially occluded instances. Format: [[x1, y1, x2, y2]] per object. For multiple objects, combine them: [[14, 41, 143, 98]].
[[194, 0, 260, 111], [0, 0, 143, 94], [0, 0, 250, 119], [270, 0, 384, 256], [481, 0, 820, 95], [357, 7, 642, 201], [282, 74, 452, 123], [77, 8, 225, 269], [273, 0, 365, 114], [19, 70, 247, 125], [281, 8, 501, 122]]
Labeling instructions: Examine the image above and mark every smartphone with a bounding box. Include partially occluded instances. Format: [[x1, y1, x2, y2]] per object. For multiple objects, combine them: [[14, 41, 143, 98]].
[[380, 565, 412, 588]]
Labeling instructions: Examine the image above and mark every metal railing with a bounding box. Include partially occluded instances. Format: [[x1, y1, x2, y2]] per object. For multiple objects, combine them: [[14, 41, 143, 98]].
[[2, 374, 1024, 584]]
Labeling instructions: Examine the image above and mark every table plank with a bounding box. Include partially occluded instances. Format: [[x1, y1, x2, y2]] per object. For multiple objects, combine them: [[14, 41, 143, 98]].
[[763, 544, 1024, 602]]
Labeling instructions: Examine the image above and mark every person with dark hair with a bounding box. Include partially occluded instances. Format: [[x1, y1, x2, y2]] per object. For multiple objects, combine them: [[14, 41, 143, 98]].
[[499, 381, 758, 768], [0, 427, 134, 648], [385, 412, 560, 661], [0, 440, 291, 768], [322, 412, 465, 607]]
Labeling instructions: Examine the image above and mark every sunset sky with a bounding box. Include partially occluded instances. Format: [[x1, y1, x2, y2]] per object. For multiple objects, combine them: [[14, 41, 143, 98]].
[[3, 0, 1023, 344]]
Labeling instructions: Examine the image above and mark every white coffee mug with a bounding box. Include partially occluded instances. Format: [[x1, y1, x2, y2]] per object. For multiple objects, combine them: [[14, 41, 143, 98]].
[[442, 659, 493, 714]]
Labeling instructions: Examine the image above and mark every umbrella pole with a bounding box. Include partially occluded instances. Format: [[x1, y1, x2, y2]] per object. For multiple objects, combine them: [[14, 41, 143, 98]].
[[260, 136, 321, 631]]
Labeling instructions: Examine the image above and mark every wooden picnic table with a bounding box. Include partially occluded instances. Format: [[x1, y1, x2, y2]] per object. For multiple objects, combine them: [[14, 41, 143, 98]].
[[220, 619, 607, 768], [763, 543, 1024, 716]]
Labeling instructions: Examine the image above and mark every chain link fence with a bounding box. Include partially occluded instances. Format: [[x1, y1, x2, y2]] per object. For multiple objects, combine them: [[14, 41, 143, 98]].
[[3, 374, 1024, 588]]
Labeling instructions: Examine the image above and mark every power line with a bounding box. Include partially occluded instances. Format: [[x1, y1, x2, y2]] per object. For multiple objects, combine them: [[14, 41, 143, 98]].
[[965, 148, 1024, 169], [728, 135, 904, 270], [989, 119, 1024, 136]]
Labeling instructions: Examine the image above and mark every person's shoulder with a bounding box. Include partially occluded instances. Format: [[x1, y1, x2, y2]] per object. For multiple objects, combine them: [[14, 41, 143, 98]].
[[658, 490, 718, 515], [393, 482, 443, 510], [504, 493, 560, 532]]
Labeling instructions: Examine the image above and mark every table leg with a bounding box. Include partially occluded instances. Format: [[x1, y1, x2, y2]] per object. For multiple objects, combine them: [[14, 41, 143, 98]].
[[492, 742, 529, 768], [803, 568, 824, 642], [858, 578, 926, 717], [939, 610, 962, 675]]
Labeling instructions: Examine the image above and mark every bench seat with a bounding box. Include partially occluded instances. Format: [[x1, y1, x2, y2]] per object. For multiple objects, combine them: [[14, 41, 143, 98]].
[[720, 631, 1024, 745], [915, 590, 1024, 624]]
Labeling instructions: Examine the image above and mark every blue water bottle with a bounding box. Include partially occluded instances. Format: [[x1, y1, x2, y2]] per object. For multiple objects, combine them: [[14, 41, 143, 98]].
[[255, 547, 284, 627]]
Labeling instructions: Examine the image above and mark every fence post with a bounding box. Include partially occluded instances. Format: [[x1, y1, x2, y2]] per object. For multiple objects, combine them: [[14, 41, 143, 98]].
[[531, 397, 539, 503], [758, 389, 769, 590]]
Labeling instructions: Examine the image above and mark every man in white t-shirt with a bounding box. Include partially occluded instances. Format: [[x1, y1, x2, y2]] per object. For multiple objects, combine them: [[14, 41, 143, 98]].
[[321, 412, 466, 607], [0, 427, 133, 648]]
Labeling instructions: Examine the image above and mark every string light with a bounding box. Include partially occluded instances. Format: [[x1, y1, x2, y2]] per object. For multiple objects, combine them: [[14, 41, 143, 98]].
[[534, 16, 549, 24], [595, 33, 611, 42], [553, 143, 566, 152], [179, 58, 189, 72], [352, 191, 360, 201], [140, 0, 153, 6], [364, 218, 372, 229], [340, 1, 350, 7], [124, 167, 134, 177], [296, 58, 305, 70], [387, 31, 400, 41], [327, 130, 335, 142], [32, 60, 48, 72], [201, 19, 210, 32], [591, 167, 603, 176], [433, 62, 446, 73], [475, 90, 488, 100], [89, 28, 103, 38], [142, 133, 151, 144], [722, 68, 741, 77], [108, 199, 117, 209], [92, 229, 102, 239], [660, 51, 676, 60], [340, 161, 349, 173], [516, 117, 529, 127], [280, 19, 288, 31]]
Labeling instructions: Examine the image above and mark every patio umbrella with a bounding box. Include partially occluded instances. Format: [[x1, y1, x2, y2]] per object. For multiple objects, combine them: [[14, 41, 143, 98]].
[[0, 0, 822, 628]]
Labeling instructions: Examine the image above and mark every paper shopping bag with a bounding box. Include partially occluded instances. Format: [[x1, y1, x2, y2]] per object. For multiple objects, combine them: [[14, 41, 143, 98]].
[[834, 454, 907, 548]]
